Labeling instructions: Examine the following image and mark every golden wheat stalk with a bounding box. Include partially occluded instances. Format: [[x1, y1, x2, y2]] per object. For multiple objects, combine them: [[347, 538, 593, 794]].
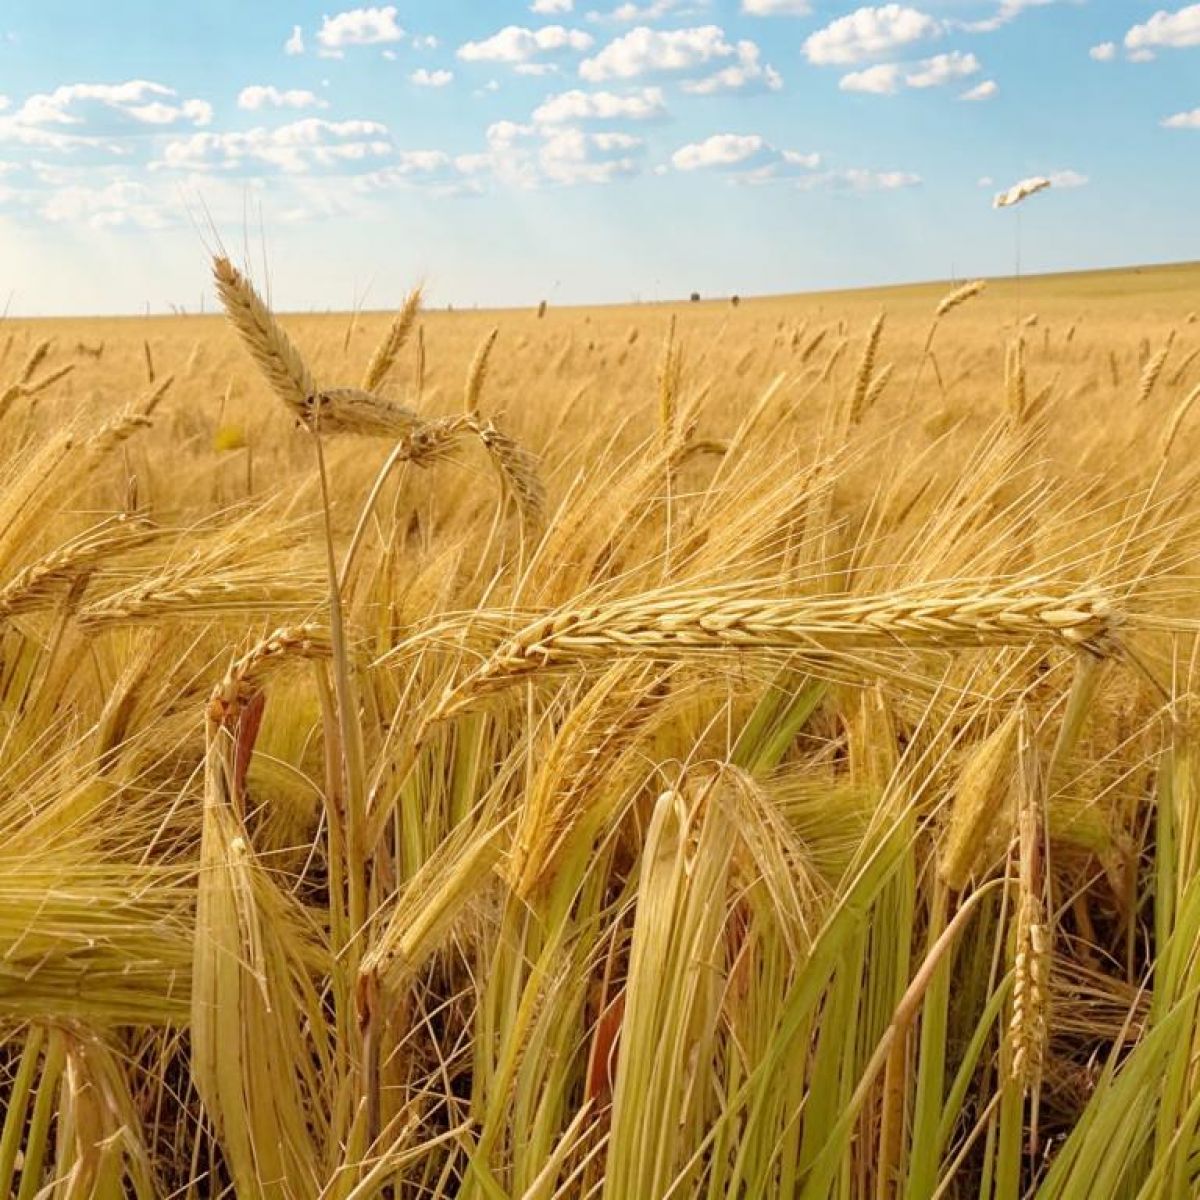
[[429, 584, 1123, 714], [0, 516, 157, 621], [1137, 331, 1175, 404], [464, 327, 499, 417], [361, 286, 422, 393], [936, 280, 987, 318], [212, 256, 316, 420], [208, 623, 332, 729]]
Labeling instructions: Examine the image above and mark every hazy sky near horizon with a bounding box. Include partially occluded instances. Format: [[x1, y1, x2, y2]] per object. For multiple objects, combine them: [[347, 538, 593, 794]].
[[0, 1, 1196, 315]]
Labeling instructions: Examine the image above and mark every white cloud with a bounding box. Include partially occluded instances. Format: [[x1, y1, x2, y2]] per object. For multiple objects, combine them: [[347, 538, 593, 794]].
[[680, 39, 783, 93], [906, 50, 979, 86], [1048, 169, 1087, 188], [532, 0, 574, 10], [839, 63, 902, 92], [533, 86, 667, 122], [963, 0, 1057, 34], [458, 25, 593, 63], [237, 85, 327, 110], [471, 119, 644, 187], [413, 35, 439, 49], [1163, 107, 1200, 128], [839, 50, 978, 93], [40, 178, 175, 229], [1125, 5, 1200, 55], [960, 78, 997, 99], [411, 68, 455, 87], [580, 25, 738, 80], [741, 0, 811, 12], [13, 81, 213, 129], [977, 175, 994, 186], [515, 62, 562, 75], [1089, 41, 1116, 61], [672, 132, 768, 170], [284, 25, 305, 55], [317, 6, 405, 54], [157, 117, 393, 174], [804, 5, 942, 65]]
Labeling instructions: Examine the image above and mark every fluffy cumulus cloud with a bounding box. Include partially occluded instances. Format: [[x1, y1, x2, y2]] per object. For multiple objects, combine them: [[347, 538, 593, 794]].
[[237, 85, 327, 111], [1089, 41, 1116, 61], [1125, 5, 1200, 59], [840, 50, 978, 93], [532, 0, 574, 10], [284, 25, 305, 55], [672, 131, 768, 170], [804, 5, 943, 66], [157, 117, 393, 174], [411, 68, 454, 87], [580, 25, 769, 82], [12, 80, 213, 129], [1163, 107, 1200, 128], [532, 86, 667, 122], [670, 134, 914, 192], [680, 40, 782, 93], [317, 6, 405, 54], [960, 78, 998, 100], [1048, 169, 1087, 187], [741, 0, 811, 13], [458, 25, 593, 64], [467, 118, 645, 186]]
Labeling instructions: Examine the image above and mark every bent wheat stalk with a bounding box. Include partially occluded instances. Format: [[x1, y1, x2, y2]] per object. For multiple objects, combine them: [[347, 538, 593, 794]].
[[428, 583, 1125, 716]]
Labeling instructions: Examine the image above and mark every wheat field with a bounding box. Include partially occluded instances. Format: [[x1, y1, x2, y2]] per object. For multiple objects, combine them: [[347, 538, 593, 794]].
[[1, 256, 1199, 1199]]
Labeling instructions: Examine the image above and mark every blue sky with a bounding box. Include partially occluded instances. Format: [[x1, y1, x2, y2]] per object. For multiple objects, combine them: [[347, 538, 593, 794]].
[[0, 1, 1196, 314]]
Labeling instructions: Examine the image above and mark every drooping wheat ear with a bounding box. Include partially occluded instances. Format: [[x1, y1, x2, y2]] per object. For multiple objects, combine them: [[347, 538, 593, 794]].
[[415, 324, 427, 400], [432, 584, 1123, 713], [658, 315, 682, 437], [84, 376, 175, 459], [304, 387, 423, 438], [1137, 330, 1175, 405], [208, 623, 332, 730], [470, 417, 546, 534], [212, 255, 316, 422], [18, 340, 50, 384], [464, 327, 499, 417], [142, 339, 155, 384], [1168, 346, 1199, 387], [935, 279, 987, 319], [361, 286, 422, 393], [1160, 383, 1200, 459], [0, 515, 156, 622], [1022, 313, 1039, 329], [1108, 350, 1120, 387], [851, 318, 885, 419], [799, 328, 828, 364], [22, 363, 75, 397], [1010, 723, 1048, 1092], [1005, 339, 1027, 424], [397, 414, 474, 467], [938, 707, 1020, 891]]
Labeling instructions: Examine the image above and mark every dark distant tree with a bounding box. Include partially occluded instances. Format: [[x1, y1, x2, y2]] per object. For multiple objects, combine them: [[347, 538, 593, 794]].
[[690, 291, 700, 303]]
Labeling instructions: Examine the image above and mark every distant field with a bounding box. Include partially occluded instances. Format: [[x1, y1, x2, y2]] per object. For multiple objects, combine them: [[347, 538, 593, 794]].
[[2, 256, 1199, 1198]]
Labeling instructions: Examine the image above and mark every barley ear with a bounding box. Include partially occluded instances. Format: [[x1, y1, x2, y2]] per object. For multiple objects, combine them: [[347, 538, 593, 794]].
[[212, 255, 316, 423]]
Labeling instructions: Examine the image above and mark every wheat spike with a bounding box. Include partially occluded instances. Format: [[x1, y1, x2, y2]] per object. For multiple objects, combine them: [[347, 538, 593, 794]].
[[1137, 331, 1175, 404], [361, 286, 422, 393], [936, 280, 987, 318], [212, 255, 316, 422], [464, 327, 499, 417]]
